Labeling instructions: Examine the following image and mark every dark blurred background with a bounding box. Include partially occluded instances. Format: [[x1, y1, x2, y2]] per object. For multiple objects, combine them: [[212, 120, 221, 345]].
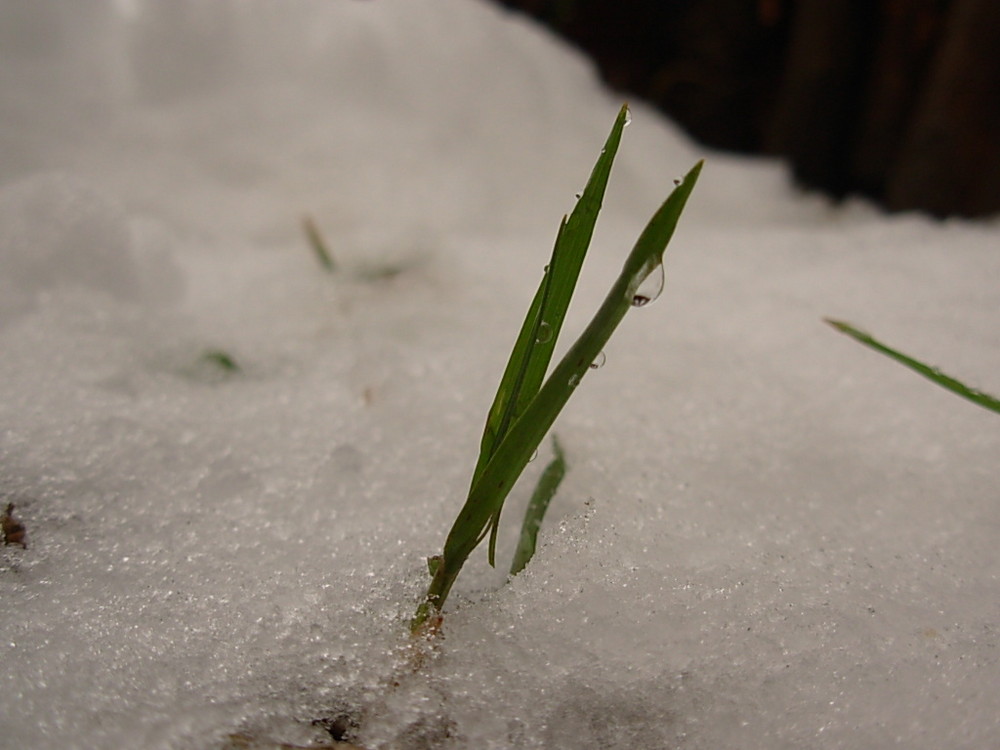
[[493, 0, 1000, 218]]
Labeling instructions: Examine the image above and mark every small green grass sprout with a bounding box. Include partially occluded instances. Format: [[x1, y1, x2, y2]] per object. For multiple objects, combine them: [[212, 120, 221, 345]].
[[200, 348, 241, 374], [302, 214, 413, 281], [302, 214, 337, 272], [411, 105, 702, 634], [825, 318, 1000, 415]]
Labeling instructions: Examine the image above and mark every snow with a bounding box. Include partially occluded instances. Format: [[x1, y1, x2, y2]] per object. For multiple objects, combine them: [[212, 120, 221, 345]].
[[1, 2, 998, 748]]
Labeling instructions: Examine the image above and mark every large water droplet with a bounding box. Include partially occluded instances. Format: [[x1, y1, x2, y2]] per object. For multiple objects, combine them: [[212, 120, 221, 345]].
[[536, 321, 552, 344], [631, 264, 665, 307], [590, 351, 606, 369]]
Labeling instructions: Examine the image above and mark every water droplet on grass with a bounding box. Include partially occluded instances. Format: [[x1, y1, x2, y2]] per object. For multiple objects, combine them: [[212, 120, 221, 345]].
[[632, 264, 665, 307], [590, 351, 606, 369], [624, 107, 632, 127], [536, 321, 552, 343], [568, 373, 581, 388]]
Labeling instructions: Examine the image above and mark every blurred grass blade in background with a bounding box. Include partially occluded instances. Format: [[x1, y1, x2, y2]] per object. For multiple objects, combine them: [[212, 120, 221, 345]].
[[303, 214, 336, 272]]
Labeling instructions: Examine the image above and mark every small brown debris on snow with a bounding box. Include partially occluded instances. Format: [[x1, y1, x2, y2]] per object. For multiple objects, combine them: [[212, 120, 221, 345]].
[[2, 503, 27, 549]]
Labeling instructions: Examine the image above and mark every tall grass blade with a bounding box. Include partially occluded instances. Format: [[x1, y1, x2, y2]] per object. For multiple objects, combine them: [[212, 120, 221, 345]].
[[473, 104, 630, 564], [509, 435, 567, 576], [825, 318, 1000, 415]]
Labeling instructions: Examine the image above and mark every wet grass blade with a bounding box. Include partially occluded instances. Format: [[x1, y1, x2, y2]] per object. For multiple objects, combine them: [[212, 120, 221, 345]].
[[411, 153, 703, 633], [825, 318, 1000, 415], [472, 104, 629, 564], [509, 435, 567, 576]]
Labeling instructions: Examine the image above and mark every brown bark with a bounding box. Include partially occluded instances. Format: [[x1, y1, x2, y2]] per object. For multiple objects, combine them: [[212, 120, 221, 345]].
[[885, 0, 1000, 216], [496, 0, 1000, 217], [764, 0, 881, 195]]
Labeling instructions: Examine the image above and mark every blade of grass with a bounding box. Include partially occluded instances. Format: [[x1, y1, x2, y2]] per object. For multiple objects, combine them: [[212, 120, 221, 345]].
[[509, 434, 567, 576], [412, 158, 703, 633], [825, 318, 1000, 414], [303, 214, 336, 272], [473, 104, 630, 564], [200, 349, 240, 373]]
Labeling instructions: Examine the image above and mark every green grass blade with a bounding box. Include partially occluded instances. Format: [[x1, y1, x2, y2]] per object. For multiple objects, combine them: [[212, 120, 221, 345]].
[[303, 215, 336, 272], [453, 159, 703, 564], [470, 104, 630, 565], [200, 349, 241, 373], [473, 104, 630, 478], [825, 319, 1000, 415], [477, 246, 557, 477], [476, 238, 557, 562], [412, 159, 703, 632], [509, 435, 567, 576]]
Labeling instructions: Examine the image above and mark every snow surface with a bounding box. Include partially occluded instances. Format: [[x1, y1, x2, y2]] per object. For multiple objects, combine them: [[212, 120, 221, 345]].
[[2, 2, 999, 748]]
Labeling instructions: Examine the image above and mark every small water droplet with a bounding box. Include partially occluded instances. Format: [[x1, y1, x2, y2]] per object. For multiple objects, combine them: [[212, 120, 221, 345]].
[[568, 373, 581, 388], [590, 351, 606, 369], [536, 321, 553, 343], [528, 448, 539, 463], [631, 264, 665, 307], [624, 107, 632, 127], [575, 193, 582, 200]]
